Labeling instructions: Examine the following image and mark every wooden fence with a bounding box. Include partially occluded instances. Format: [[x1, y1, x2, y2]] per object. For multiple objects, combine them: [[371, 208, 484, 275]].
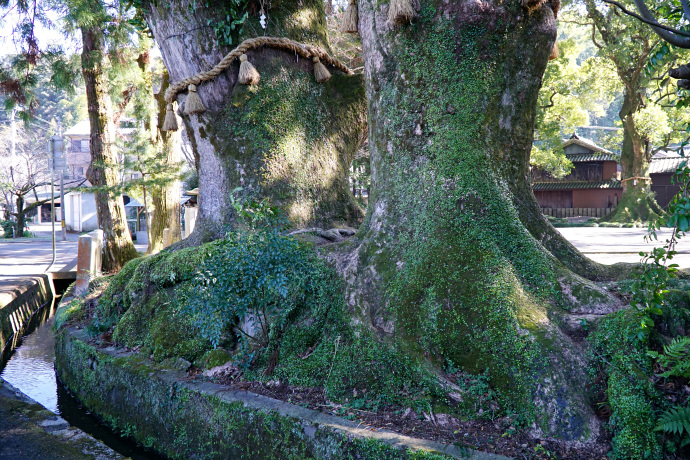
[[541, 207, 613, 218]]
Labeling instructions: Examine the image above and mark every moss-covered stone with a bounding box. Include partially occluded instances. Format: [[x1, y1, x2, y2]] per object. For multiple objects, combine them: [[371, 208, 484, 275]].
[[55, 326, 477, 460], [195, 348, 233, 369]]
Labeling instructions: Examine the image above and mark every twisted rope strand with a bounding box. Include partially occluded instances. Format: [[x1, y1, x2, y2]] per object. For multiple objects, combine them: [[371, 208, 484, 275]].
[[165, 36, 354, 103]]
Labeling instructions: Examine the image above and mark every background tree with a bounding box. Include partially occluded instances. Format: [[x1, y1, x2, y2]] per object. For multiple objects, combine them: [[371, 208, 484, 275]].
[[0, 122, 50, 237], [582, 0, 679, 222], [0, 0, 140, 270], [130, 47, 183, 254], [61, 0, 138, 270]]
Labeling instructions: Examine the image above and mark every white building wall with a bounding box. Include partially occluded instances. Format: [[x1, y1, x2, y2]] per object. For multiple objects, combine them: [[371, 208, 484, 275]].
[[64, 192, 98, 232]]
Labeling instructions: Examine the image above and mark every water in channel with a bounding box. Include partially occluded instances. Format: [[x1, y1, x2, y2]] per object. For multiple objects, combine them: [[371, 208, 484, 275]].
[[0, 284, 164, 460]]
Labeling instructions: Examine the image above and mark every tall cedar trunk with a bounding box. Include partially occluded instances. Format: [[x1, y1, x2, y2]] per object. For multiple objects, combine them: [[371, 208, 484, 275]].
[[333, 0, 620, 442], [143, 0, 366, 244], [136, 53, 183, 254], [149, 71, 182, 252], [81, 25, 138, 271]]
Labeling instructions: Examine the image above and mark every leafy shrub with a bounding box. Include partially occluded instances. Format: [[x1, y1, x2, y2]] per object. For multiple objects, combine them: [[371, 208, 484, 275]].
[[184, 227, 333, 350], [0, 220, 14, 238]]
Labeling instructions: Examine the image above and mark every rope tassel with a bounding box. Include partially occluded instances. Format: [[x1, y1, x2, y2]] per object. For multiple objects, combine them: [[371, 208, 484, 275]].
[[163, 103, 178, 132], [238, 54, 260, 85], [184, 84, 206, 114], [340, 0, 359, 34], [388, 0, 416, 26], [549, 42, 559, 61], [313, 56, 331, 83]]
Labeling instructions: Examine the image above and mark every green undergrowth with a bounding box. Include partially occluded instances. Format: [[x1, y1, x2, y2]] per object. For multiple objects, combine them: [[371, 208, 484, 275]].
[[588, 309, 661, 459], [69, 225, 506, 421], [588, 288, 690, 459]]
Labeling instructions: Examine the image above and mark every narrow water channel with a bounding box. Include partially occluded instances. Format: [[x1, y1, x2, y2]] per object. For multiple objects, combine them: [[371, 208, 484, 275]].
[[0, 284, 165, 460]]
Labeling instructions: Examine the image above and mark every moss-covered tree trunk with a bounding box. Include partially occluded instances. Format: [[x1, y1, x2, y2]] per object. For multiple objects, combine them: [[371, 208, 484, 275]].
[[142, 0, 367, 244], [333, 0, 620, 443], [603, 90, 663, 222], [81, 25, 138, 272]]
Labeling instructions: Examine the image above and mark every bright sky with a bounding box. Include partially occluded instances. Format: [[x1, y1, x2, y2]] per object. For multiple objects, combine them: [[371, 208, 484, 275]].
[[0, 4, 78, 57]]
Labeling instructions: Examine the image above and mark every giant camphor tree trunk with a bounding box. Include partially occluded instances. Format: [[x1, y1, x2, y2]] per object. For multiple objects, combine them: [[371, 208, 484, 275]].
[[330, 0, 620, 443], [81, 24, 139, 272], [143, 0, 367, 244]]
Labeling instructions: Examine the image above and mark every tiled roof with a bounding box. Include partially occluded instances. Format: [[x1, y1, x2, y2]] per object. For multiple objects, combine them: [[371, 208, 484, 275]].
[[561, 134, 615, 155], [532, 180, 622, 191], [649, 157, 687, 175], [63, 120, 90, 136], [565, 153, 617, 162]]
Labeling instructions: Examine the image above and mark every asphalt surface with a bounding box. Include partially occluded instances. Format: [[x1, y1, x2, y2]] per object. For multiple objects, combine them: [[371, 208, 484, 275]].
[[0, 223, 146, 282], [556, 226, 690, 268]]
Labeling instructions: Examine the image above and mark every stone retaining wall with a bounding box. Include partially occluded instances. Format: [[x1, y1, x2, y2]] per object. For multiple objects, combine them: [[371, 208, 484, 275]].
[[55, 326, 507, 460]]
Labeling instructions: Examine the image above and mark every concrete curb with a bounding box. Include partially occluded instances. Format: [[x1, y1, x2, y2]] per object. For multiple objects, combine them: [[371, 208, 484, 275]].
[[0, 275, 52, 359], [0, 378, 125, 460], [56, 326, 511, 460]]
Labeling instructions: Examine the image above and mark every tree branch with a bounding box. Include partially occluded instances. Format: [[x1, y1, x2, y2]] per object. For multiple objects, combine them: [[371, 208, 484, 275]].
[[620, 0, 690, 47], [540, 90, 558, 109]]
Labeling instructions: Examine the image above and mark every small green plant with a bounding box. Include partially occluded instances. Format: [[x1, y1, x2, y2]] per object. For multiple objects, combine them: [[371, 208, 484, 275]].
[[0, 220, 14, 238], [629, 161, 690, 339], [647, 337, 690, 378], [229, 187, 288, 231], [192, 0, 249, 47], [655, 406, 690, 448]]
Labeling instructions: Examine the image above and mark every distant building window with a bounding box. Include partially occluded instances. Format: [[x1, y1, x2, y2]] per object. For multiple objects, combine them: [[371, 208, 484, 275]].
[[70, 140, 79, 152], [81, 139, 89, 152], [77, 167, 84, 176]]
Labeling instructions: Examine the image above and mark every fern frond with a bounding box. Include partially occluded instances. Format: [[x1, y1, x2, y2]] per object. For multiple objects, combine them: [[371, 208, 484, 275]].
[[663, 337, 690, 360], [656, 406, 690, 436]]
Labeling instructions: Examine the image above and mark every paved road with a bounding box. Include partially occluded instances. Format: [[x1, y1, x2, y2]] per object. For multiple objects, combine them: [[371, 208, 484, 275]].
[[1, 223, 687, 277], [0, 223, 147, 279], [556, 227, 690, 268]]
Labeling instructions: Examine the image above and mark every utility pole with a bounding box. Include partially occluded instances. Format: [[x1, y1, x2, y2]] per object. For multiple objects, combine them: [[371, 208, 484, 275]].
[[46, 138, 56, 273]]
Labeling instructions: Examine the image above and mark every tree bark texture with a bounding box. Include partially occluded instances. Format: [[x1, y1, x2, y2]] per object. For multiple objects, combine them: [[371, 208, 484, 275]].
[[81, 25, 138, 272], [601, 90, 662, 222], [149, 71, 183, 253], [14, 194, 24, 238], [144, 0, 367, 244], [333, 0, 619, 443]]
